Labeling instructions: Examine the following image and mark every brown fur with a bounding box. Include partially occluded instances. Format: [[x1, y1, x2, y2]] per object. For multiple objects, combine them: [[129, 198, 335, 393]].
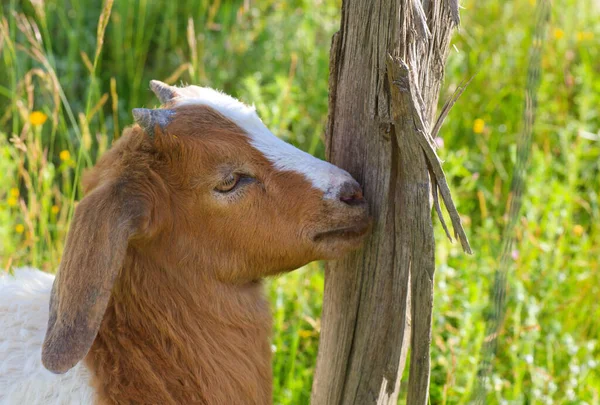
[[42, 105, 370, 404]]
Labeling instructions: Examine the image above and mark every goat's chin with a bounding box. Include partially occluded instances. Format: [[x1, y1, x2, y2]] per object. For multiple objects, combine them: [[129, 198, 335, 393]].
[[311, 220, 371, 259]]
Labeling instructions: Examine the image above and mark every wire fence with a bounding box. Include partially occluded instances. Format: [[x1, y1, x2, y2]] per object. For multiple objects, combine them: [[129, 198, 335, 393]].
[[472, 1, 551, 402]]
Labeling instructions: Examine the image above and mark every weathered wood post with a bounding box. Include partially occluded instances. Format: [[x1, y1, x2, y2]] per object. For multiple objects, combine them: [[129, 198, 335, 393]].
[[311, 1, 471, 404]]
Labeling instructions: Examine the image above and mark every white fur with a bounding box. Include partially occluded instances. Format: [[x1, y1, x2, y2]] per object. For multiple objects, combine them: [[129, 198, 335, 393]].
[[174, 85, 353, 198], [0, 268, 95, 405]]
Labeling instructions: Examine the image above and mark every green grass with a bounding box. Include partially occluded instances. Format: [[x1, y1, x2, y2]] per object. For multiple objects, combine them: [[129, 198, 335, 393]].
[[1, 0, 599, 404]]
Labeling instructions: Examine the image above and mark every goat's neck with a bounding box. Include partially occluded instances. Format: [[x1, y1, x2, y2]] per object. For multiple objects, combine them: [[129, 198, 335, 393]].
[[85, 250, 273, 405]]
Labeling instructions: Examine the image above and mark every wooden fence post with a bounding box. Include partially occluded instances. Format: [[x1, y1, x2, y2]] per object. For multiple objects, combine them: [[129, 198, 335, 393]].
[[311, 1, 471, 404]]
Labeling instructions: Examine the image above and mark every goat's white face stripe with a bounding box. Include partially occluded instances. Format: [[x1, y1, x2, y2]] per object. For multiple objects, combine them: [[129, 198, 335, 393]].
[[174, 86, 352, 199]]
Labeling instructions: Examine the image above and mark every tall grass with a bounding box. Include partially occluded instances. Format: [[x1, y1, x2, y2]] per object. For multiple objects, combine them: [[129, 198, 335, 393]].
[[1, 0, 599, 404]]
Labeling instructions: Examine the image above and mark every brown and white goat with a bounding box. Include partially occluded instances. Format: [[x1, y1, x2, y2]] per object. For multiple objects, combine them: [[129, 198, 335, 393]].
[[0, 81, 370, 405]]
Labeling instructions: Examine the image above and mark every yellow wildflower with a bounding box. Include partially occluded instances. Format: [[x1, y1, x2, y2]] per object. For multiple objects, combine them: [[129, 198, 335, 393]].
[[473, 118, 485, 134], [29, 111, 48, 126], [577, 32, 594, 41], [573, 224, 584, 237], [15, 224, 25, 234], [59, 150, 71, 161], [553, 28, 564, 40], [10, 188, 19, 197], [298, 330, 312, 338], [51, 205, 60, 215], [7, 197, 18, 207]]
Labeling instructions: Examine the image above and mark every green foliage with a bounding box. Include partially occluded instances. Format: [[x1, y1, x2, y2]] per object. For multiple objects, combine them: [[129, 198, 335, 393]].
[[0, 0, 598, 404]]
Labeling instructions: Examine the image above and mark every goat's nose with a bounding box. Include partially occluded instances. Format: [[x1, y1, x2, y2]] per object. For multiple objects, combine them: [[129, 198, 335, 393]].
[[339, 181, 364, 206]]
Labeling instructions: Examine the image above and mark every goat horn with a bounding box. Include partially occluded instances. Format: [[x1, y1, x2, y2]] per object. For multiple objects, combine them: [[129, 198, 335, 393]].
[[150, 80, 177, 104], [132, 108, 175, 138]]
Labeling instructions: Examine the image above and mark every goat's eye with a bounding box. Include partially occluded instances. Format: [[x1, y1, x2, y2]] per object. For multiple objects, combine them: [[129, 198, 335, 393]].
[[215, 173, 241, 193]]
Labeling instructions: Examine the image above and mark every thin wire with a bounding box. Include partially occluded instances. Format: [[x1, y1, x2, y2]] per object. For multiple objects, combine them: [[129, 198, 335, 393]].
[[472, 1, 551, 402]]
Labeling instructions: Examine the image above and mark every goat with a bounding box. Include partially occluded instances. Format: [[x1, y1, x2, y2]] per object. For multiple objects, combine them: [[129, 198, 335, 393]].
[[0, 81, 370, 405]]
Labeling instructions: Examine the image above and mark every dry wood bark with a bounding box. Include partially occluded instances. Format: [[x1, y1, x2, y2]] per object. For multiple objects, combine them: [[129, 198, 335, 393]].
[[311, 1, 470, 404]]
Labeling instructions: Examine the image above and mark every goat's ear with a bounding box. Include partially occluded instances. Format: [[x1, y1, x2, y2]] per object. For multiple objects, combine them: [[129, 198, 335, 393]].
[[42, 181, 152, 374]]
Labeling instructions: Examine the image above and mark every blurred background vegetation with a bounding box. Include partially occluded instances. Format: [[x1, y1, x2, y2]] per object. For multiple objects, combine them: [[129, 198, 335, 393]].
[[0, 0, 598, 403]]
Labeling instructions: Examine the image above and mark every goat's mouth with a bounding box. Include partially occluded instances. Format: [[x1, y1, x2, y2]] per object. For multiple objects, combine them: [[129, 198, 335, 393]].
[[312, 221, 371, 243]]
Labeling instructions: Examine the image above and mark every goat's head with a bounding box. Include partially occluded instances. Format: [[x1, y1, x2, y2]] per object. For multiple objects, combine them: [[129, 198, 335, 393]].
[[42, 81, 370, 374]]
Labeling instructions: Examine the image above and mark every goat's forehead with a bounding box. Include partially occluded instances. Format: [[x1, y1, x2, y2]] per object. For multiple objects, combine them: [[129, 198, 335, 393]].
[[173, 86, 351, 195]]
